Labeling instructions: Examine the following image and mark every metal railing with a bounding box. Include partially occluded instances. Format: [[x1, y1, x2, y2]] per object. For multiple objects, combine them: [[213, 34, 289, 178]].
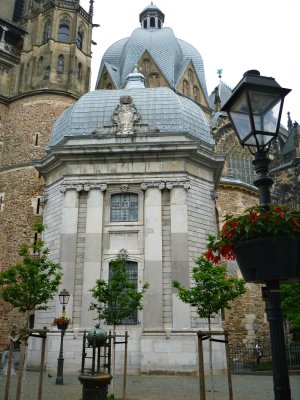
[[229, 340, 300, 373]]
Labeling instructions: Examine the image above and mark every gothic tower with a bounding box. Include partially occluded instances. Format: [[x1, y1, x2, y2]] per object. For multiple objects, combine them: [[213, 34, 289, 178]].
[[0, 0, 94, 345]]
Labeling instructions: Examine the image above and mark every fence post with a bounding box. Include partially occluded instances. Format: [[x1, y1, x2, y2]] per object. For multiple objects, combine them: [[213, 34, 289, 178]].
[[224, 332, 233, 400], [197, 332, 206, 400], [4, 327, 16, 400]]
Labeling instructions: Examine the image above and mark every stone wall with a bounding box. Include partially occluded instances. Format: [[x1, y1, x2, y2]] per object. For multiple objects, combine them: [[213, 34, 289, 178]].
[[0, 93, 76, 348]]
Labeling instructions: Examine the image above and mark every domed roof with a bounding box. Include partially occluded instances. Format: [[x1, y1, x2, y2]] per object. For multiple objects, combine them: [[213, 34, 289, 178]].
[[50, 87, 212, 146], [96, 27, 207, 96]]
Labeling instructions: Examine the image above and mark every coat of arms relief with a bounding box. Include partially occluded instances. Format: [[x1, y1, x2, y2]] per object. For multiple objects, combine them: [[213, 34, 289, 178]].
[[112, 96, 140, 135]]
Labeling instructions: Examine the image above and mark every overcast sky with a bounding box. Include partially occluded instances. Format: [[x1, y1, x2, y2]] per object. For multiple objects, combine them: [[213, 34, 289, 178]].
[[81, 0, 299, 129]]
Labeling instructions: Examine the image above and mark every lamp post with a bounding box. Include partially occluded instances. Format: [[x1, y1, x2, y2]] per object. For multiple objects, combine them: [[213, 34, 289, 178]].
[[56, 289, 70, 385], [221, 70, 292, 400]]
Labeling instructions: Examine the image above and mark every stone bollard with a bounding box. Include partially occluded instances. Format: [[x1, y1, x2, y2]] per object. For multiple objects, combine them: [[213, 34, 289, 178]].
[[78, 372, 112, 400]]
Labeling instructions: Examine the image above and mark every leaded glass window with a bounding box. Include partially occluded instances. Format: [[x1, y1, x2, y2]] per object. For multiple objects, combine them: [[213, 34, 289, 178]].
[[109, 261, 138, 324], [110, 193, 138, 222]]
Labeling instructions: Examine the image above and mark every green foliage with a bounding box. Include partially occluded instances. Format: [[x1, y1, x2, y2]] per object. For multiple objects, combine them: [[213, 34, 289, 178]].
[[89, 257, 149, 327], [206, 205, 300, 263], [0, 223, 62, 314], [173, 254, 246, 322], [280, 282, 300, 338]]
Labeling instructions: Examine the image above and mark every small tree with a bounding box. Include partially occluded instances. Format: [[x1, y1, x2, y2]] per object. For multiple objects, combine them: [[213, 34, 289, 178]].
[[90, 257, 149, 394], [173, 254, 246, 394], [90, 257, 149, 330], [0, 221, 62, 399], [173, 254, 246, 328], [0, 221, 62, 327]]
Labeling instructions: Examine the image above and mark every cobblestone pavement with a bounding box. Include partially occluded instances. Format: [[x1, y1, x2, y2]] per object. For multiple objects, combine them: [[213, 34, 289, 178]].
[[0, 371, 299, 400]]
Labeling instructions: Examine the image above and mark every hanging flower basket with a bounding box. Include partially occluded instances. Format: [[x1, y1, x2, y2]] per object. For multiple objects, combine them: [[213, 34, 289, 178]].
[[52, 317, 71, 330], [205, 205, 300, 283], [233, 236, 300, 283]]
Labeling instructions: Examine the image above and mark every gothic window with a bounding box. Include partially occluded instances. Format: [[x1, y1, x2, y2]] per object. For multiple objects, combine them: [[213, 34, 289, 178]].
[[37, 56, 43, 75], [13, 0, 25, 22], [143, 58, 150, 72], [188, 68, 194, 83], [57, 54, 64, 73], [108, 261, 138, 324], [58, 17, 70, 43], [150, 17, 155, 28], [42, 19, 51, 43], [183, 80, 190, 96], [77, 62, 82, 80], [148, 73, 159, 88], [110, 193, 138, 222], [225, 153, 255, 184], [76, 26, 84, 49], [193, 86, 199, 102]]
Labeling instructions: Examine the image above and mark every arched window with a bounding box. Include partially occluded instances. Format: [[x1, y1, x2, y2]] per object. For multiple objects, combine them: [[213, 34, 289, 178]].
[[108, 260, 138, 324], [148, 73, 159, 88], [193, 86, 199, 102], [58, 17, 70, 43], [183, 80, 190, 96], [42, 19, 51, 43], [37, 56, 43, 75], [110, 193, 138, 222], [57, 54, 64, 73], [76, 25, 84, 49], [77, 62, 82, 80], [106, 83, 112, 89], [143, 20, 147, 28], [150, 16, 155, 28], [188, 68, 194, 83]]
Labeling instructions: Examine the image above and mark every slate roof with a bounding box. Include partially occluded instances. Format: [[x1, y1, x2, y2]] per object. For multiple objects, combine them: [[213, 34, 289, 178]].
[[50, 87, 212, 146], [208, 81, 232, 111], [96, 27, 207, 96]]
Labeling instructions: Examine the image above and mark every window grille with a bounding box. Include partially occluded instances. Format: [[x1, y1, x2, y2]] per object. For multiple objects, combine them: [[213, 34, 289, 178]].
[[110, 193, 138, 222]]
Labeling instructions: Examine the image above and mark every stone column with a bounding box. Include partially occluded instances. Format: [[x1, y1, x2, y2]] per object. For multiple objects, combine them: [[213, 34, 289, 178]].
[[81, 184, 107, 327], [59, 186, 80, 318], [170, 185, 191, 328], [143, 186, 163, 329]]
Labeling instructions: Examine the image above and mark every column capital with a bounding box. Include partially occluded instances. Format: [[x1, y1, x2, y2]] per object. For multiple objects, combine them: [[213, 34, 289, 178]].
[[141, 180, 190, 191], [60, 182, 107, 193]]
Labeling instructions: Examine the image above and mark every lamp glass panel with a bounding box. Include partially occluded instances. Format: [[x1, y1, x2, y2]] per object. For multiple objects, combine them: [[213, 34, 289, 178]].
[[228, 92, 252, 142], [59, 290, 70, 305], [230, 112, 252, 142], [249, 91, 281, 133]]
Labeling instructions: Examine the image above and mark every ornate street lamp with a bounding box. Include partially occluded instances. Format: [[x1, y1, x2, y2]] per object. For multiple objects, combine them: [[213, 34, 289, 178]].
[[56, 289, 70, 385], [222, 70, 292, 400], [221, 69, 290, 204]]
